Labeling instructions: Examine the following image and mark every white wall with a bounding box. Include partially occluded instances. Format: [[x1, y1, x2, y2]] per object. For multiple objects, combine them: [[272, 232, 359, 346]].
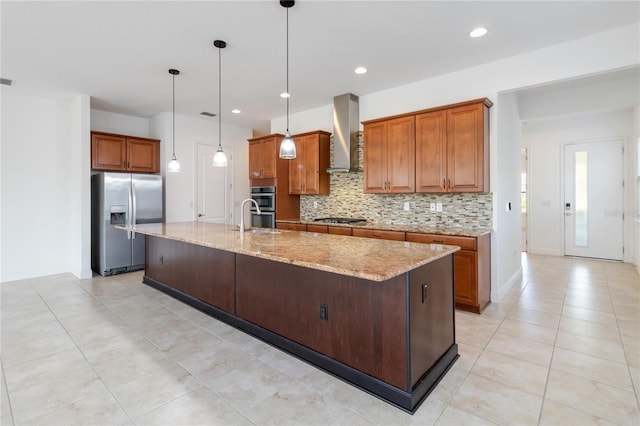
[[90, 109, 150, 137], [1, 89, 91, 282], [521, 109, 634, 260], [633, 105, 640, 270], [149, 113, 252, 224], [494, 92, 523, 301], [271, 23, 640, 301]]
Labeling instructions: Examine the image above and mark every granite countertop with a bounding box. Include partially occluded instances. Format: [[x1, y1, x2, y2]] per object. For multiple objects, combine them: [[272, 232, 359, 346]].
[[276, 219, 492, 238], [120, 222, 459, 282]]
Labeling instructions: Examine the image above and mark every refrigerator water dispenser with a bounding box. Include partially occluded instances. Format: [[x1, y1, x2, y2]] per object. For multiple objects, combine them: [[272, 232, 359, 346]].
[[110, 206, 127, 225]]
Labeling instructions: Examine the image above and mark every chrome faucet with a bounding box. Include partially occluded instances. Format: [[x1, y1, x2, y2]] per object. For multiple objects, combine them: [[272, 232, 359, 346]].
[[240, 198, 261, 233]]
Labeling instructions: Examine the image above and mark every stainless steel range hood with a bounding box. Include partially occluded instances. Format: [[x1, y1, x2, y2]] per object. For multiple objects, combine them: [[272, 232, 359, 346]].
[[327, 93, 360, 173]]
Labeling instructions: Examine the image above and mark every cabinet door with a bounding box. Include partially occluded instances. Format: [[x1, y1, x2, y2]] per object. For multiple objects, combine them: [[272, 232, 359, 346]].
[[248, 140, 263, 178], [447, 103, 485, 192], [261, 137, 277, 178], [127, 138, 159, 173], [288, 136, 305, 194], [352, 228, 405, 241], [302, 135, 320, 194], [276, 222, 306, 231], [416, 111, 447, 193], [453, 249, 478, 307], [91, 133, 126, 171], [387, 116, 415, 193], [306, 224, 328, 233], [363, 121, 388, 193]]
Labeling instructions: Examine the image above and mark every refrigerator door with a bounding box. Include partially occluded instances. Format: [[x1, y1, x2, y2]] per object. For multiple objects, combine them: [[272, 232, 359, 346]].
[[102, 172, 134, 273], [131, 174, 163, 266]]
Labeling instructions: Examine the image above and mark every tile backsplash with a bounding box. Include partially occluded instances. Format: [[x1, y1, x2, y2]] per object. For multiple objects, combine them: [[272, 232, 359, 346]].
[[299, 132, 493, 229]]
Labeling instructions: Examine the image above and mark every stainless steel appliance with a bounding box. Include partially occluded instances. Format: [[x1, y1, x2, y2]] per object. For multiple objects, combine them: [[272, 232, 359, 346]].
[[91, 172, 163, 276], [250, 186, 275, 228]]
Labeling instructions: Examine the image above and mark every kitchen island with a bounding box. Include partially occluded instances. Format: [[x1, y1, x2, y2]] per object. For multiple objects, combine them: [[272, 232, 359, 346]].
[[121, 221, 460, 413]]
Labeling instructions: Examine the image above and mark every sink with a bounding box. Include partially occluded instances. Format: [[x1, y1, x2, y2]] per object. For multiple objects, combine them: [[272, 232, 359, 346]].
[[249, 229, 281, 235]]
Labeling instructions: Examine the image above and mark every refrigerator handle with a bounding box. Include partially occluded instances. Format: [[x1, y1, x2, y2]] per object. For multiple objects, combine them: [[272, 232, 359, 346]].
[[127, 183, 133, 240], [131, 182, 137, 239]]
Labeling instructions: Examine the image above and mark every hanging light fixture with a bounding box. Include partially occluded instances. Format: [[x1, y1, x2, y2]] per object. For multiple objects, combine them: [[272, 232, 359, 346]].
[[212, 40, 228, 167], [167, 68, 181, 173], [279, 0, 296, 159]]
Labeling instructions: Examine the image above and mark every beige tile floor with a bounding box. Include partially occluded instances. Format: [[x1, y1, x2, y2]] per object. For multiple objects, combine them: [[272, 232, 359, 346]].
[[1, 253, 639, 425]]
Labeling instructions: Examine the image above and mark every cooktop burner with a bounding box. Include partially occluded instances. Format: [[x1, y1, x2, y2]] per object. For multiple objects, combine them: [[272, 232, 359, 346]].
[[314, 217, 367, 224]]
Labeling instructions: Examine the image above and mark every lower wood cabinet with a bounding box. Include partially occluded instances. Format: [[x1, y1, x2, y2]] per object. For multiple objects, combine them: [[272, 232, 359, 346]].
[[145, 236, 235, 313], [406, 232, 491, 313], [352, 228, 405, 241], [276, 222, 307, 231]]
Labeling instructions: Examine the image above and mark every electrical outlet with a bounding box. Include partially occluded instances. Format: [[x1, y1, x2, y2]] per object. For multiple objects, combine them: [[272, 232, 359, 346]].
[[320, 304, 328, 320], [313, 201, 318, 209], [430, 203, 436, 212], [403, 202, 410, 211], [436, 202, 443, 212]]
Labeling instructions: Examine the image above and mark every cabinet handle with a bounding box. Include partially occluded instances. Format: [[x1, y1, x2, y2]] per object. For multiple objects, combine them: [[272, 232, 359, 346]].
[[447, 178, 451, 189], [432, 240, 444, 243], [443, 179, 446, 189], [422, 283, 429, 304]]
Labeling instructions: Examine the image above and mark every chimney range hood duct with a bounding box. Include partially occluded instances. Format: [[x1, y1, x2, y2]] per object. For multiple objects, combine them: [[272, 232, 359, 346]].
[[327, 93, 360, 173]]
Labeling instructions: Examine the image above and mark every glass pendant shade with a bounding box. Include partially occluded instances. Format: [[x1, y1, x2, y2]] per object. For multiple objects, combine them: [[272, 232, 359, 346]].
[[167, 154, 181, 173], [279, 131, 296, 159], [212, 147, 227, 167]]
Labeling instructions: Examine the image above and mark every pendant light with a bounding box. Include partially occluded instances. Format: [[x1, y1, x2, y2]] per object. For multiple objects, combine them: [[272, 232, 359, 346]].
[[279, 0, 296, 159], [212, 40, 228, 167], [167, 68, 181, 173]]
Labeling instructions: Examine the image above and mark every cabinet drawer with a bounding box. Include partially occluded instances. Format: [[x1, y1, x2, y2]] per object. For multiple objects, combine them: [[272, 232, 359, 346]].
[[352, 228, 405, 241], [406, 232, 476, 250], [276, 222, 306, 231], [306, 224, 328, 234], [328, 226, 352, 236]]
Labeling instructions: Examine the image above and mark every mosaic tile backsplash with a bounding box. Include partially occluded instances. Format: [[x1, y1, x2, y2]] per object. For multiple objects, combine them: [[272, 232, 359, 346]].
[[300, 132, 493, 229]]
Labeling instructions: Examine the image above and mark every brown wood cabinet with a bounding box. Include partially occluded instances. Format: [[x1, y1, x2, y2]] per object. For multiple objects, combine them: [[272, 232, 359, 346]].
[[248, 134, 282, 179], [363, 116, 415, 193], [328, 225, 352, 236], [416, 100, 490, 193], [289, 131, 331, 195], [91, 131, 160, 173], [352, 228, 405, 241], [406, 232, 491, 313], [276, 222, 307, 231], [145, 236, 235, 313]]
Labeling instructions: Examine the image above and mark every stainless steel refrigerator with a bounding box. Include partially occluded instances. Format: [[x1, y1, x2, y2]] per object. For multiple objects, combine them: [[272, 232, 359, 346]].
[[91, 172, 163, 276]]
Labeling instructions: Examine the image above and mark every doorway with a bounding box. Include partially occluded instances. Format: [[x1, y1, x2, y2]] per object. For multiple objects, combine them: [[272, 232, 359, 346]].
[[563, 139, 623, 260], [195, 143, 233, 224]]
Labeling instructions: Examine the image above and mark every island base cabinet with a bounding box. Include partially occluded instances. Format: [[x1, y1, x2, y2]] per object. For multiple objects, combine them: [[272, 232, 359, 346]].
[[145, 236, 235, 313], [236, 254, 409, 390]]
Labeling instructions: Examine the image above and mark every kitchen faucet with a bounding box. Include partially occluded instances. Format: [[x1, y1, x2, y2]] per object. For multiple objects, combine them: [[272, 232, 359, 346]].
[[240, 198, 261, 233]]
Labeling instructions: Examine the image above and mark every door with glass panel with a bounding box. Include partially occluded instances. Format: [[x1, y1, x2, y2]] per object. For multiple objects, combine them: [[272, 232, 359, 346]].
[[563, 139, 623, 260]]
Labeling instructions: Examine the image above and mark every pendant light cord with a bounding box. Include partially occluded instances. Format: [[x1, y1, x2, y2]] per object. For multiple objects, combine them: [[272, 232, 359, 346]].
[[286, 6, 289, 132], [172, 73, 176, 156], [218, 44, 222, 150]]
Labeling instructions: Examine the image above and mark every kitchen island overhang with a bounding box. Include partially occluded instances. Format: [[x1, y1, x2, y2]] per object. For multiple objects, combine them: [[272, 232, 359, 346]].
[[119, 222, 460, 413]]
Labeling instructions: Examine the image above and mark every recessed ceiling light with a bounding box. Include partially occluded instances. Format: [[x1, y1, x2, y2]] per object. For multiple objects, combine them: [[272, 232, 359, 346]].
[[354, 66, 367, 75], [280, 92, 290, 98], [469, 27, 488, 38], [231, 109, 241, 114]]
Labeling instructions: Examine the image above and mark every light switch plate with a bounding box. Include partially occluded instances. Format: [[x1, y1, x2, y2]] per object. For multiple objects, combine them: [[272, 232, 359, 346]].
[[403, 202, 410, 211], [313, 201, 318, 209], [436, 202, 443, 212], [430, 203, 436, 212]]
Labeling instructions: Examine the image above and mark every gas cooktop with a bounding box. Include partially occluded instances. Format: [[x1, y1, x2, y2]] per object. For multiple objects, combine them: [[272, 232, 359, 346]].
[[314, 217, 367, 224]]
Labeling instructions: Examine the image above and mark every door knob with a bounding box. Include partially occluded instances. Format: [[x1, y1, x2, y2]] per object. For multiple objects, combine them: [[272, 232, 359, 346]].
[[198, 213, 204, 217], [564, 212, 573, 216]]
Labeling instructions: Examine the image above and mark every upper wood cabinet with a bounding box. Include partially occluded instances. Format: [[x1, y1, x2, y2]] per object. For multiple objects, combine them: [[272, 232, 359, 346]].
[[363, 116, 415, 193], [416, 100, 490, 193], [91, 131, 160, 173], [248, 134, 281, 179], [365, 98, 491, 194], [289, 130, 330, 195]]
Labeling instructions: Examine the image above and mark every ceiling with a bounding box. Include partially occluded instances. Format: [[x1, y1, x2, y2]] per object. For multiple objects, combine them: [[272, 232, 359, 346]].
[[2, 1, 639, 132]]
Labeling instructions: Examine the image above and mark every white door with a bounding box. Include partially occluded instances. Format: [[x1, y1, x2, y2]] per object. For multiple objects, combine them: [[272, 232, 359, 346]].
[[196, 143, 233, 224], [563, 139, 623, 260]]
